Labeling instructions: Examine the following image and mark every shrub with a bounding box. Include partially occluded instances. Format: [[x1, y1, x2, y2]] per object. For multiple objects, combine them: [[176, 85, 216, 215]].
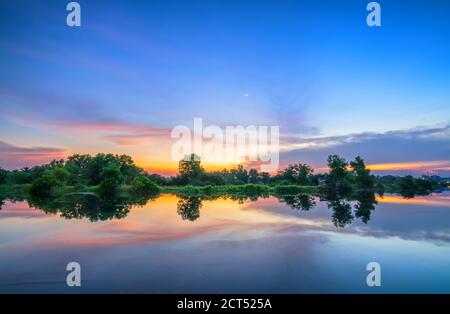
[[29, 174, 58, 198], [242, 184, 269, 195], [130, 175, 160, 195], [274, 185, 305, 195], [98, 164, 123, 198]]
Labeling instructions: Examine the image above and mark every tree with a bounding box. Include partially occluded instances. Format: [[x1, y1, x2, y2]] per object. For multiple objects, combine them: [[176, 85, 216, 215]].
[[29, 173, 58, 198], [248, 168, 259, 184], [7, 169, 33, 184], [130, 175, 160, 195], [396, 175, 416, 198], [327, 155, 349, 184], [117, 154, 142, 184], [52, 167, 70, 184], [235, 165, 249, 183], [350, 156, 375, 190], [98, 163, 123, 198], [177, 154, 205, 185], [65, 154, 92, 185], [281, 163, 314, 185], [148, 173, 168, 186], [0, 167, 8, 185]]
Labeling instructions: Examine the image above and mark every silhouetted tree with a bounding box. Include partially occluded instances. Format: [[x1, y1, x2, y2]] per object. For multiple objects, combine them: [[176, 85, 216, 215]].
[[177, 154, 205, 185], [350, 156, 376, 190]]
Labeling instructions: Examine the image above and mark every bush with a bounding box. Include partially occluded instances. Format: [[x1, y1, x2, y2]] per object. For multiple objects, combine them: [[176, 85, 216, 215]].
[[242, 184, 269, 195], [52, 167, 70, 184], [29, 174, 58, 198], [130, 175, 160, 195], [201, 185, 214, 195], [274, 185, 305, 195], [98, 178, 121, 198], [98, 164, 123, 198]]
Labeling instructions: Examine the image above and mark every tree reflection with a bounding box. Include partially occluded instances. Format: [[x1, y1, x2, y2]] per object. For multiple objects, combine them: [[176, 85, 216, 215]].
[[0, 185, 434, 227], [277, 194, 316, 211], [320, 189, 378, 227], [26, 191, 158, 222], [329, 199, 353, 227], [177, 196, 202, 221], [354, 191, 378, 224]]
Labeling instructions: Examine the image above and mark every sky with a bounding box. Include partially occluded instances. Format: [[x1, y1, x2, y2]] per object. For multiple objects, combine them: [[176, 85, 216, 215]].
[[0, 0, 449, 176]]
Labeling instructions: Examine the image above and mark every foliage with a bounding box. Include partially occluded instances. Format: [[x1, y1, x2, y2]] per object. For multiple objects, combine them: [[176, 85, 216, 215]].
[[0, 167, 8, 185], [29, 173, 58, 198], [1, 152, 446, 202], [349, 156, 376, 190], [98, 163, 123, 198], [177, 196, 202, 221], [130, 175, 160, 195], [326, 155, 349, 184], [278, 163, 314, 185]]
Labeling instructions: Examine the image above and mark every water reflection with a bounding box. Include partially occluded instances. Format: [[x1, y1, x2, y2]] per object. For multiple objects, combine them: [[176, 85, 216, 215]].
[[177, 196, 202, 221], [276, 194, 316, 211], [316, 190, 379, 227], [354, 191, 378, 224], [0, 187, 444, 228], [0, 190, 159, 222], [1, 189, 450, 293]]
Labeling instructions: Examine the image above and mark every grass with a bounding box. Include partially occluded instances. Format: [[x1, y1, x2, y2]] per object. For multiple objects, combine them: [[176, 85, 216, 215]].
[[160, 184, 319, 197], [1, 182, 319, 199]]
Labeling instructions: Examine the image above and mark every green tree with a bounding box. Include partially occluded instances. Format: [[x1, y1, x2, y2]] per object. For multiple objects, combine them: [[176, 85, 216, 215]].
[[235, 165, 249, 183], [350, 156, 375, 190], [396, 175, 416, 198], [178, 154, 205, 185], [0, 167, 8, 185], [52, 167, 70, 184], [130, 174, 160, 195], [98, 163, 123, 198], [326, 155, 349, 184], [248, 168, 259, 184], [65, 154, 92, 185], [29, 173, 58, 198], [117, 154, 142, 184], [281, 163, 314, 185]]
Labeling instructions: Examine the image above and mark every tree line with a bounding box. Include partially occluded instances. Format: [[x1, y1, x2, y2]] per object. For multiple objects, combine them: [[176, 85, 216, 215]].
[[0, 152, 447, 198]]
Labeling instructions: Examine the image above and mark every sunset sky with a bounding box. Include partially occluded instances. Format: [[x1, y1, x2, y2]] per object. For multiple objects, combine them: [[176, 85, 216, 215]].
[[1, 0, 449, 176]]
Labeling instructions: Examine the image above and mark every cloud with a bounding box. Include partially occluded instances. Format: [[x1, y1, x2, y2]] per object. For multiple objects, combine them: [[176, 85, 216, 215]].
[[0, 87, 175, 146], [280, 125, 450, 150], [0, 141, 66, 169], [280, 125, 450, 175]]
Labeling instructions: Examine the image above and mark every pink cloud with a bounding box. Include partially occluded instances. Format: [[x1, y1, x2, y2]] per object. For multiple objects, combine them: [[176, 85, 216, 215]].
[[0, 141, 66, 169]]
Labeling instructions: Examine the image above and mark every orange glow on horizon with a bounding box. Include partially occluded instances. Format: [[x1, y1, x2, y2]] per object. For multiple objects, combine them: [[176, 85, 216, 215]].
[[367, 161, 450, 171], [314, 160, 450, 174], [376, 195, 450, 207]]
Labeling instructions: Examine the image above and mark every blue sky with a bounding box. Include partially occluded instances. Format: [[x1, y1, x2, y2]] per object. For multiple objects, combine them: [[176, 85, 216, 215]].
[[0, 0, 449, 174]]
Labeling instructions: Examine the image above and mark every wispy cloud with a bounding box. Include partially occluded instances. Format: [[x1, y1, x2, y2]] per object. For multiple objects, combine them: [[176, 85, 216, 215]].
[[280, 125, 450, 175], [280, 125, 450, 151], [0, 141, 66, 169]]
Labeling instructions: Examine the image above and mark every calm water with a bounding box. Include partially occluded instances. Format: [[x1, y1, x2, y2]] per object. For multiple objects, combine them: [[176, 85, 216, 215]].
[[1, 191, 450, 293]]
